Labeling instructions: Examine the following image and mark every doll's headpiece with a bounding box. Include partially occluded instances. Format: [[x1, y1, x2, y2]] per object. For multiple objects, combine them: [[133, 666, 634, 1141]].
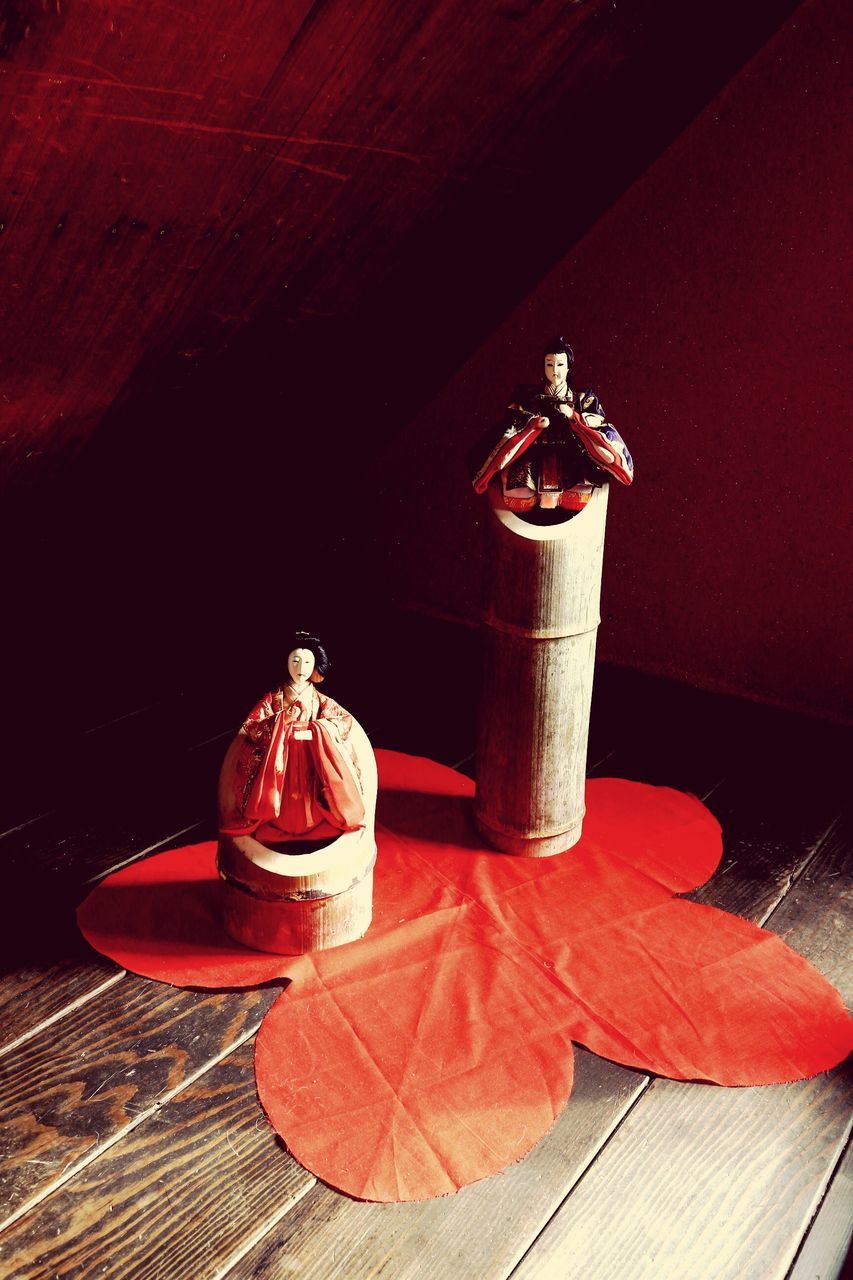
[[542, 336, 574, 371], [285, 631, 330, 682]]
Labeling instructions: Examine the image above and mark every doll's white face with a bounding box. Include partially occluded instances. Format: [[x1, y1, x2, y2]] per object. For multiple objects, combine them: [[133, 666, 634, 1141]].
[[544, 352, 569, 388], [287, 648, 316, 686]]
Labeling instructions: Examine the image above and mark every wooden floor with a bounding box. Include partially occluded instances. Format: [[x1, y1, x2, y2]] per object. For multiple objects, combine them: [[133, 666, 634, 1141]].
[[0, 629, 850, 1280]]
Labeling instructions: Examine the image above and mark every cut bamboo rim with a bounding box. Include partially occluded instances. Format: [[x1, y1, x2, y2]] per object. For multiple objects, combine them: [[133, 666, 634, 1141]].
[[217, 716, 377, 953]]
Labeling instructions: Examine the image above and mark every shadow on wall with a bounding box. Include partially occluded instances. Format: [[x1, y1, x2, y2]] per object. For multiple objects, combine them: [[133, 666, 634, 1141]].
[[371, 0, 852, 723]]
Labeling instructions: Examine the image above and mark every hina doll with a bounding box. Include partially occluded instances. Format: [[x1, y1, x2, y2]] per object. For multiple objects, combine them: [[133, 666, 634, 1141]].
[[471, 336, 634, 512], [219, 632, 366, 843]]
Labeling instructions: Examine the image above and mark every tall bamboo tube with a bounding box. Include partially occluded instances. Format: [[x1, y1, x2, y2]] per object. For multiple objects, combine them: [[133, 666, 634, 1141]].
[[475, 484, 609, 856]]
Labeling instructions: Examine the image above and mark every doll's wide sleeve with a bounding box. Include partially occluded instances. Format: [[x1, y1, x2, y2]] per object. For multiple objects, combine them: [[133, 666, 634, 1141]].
[[572, 389, 634, 486], [312, 694, 366, 830], [470, 391, 547, 495], [241, 692, 277, 745], [218, 692, 279, 833]]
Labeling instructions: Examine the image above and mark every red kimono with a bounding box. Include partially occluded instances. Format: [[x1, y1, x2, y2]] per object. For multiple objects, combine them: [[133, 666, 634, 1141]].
[[220, 685, 365, 839]]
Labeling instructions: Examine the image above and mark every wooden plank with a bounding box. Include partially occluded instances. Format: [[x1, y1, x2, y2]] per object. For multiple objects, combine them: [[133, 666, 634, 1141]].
[[787, 1137, 853, 1280], [0, 750, 217, 970], [0, 687, 242, 1065], [0, 1043, 315, 1280], [221, 1049, 649, 1280], [0, 687, 233, 922], [0, 972, 280, 1230], [0, 676, 844, 1280], [0, 728, 211, 1050], [510, 811, 853, 1280], [512, 1071, 851, 1280], [0, 812, 50, 845], [0, 803, 209, 1052], [0, 956, 124, 1059], [765, 811, 852, 997], [0, 791, 211, 1053], [1, 743, 220, 887], [0, 638, 475, 1063], [0, 685, 240, 837], [689, 780, 842, 926], [220, 711, 850, 1280], [591, 675, 847, 926]]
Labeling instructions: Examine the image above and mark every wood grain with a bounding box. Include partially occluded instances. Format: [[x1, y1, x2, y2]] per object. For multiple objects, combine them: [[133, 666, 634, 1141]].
[[787, 1136, 853, 1280], [0, 727, 219, 1047], [0, 684, 239, 838], [0, 805, 210, 1050], [513, 1068, 851, 1280], [217, 709, 851, 1280], [510, 812, 853, 1280], [0, 972, 280, 1229], [0, 1043, 314, 1280], [0, 673, 848, 1280], [768, 810, 852, 999], [597, 687, 847, 928], [690, 755, 848, 927], [0, 956, 123, 1058], [1, 741, 220, 887], [221, 1049, 649, 1280], [0, 0, 792, 487]]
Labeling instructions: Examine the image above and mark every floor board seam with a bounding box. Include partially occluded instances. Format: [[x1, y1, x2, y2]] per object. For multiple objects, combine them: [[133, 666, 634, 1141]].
[[188, 727, 234, 752], [587, 747, 616, 773], [82, 819, 208, 884], [503, 1075, 654, 1280], [784, 1130, 853, 1280], [81, 702, 161, 737], [0, 969, 127, 1062], [0, 712, 227, 849], [0, 812, 51, 843], [700, 775, 727, 803], [758, 811, 842, 929], [211, 1177, 317, 1280], [0, 1018, 267, 1235]]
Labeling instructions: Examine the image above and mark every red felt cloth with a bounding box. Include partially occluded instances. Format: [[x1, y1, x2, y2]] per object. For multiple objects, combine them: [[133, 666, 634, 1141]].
[[77, 751, 852, 1202]]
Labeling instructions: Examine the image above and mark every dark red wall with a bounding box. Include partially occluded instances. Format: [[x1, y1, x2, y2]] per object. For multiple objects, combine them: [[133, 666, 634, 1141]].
[[379, 0, 852, 721], [3, 0, 844, 744]]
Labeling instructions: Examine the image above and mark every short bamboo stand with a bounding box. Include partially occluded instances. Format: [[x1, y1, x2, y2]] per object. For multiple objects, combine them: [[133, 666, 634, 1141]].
[[216, 718, 377, 953], [475, 484, 609, 856]]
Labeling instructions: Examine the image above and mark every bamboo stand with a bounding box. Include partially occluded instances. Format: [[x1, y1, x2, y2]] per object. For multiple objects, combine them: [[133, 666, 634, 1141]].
[[475, 483, 609, 856], [216, 717, 377, 953]]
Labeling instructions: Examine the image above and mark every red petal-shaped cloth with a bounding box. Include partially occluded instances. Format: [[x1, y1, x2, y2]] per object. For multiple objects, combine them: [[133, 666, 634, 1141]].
[[547, 895, 851, 1083], [256, 903, 576, 1201], [77, 752, 853, 1202], [75, 838, 293, 989]]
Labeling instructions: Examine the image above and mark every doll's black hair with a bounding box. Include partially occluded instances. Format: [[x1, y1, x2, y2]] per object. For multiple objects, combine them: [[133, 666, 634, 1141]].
[[542, 336, 575, 371], [285, 631, 330, 679]]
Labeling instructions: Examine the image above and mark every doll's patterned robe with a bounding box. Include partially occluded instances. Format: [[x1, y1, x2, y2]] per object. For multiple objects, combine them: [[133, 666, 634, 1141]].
[[220, 686, 365, 839], [472, 383, 633, 511]]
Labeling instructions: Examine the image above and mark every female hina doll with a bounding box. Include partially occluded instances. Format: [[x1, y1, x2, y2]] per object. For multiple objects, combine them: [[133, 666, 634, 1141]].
[[219, 632, 366, 843], [471, 336, 634, 512]]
